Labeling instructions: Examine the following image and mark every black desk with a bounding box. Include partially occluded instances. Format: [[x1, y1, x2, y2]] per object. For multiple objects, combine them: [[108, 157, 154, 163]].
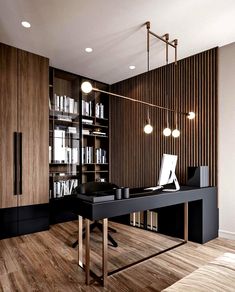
[[73, 186, 218, 286]]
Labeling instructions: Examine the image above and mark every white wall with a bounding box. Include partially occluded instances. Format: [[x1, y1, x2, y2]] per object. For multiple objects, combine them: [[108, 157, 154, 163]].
[[218, 42, 235, 240]]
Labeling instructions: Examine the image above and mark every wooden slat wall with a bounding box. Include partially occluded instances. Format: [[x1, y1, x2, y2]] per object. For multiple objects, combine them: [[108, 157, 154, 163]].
[[110, 48, 217, 187]]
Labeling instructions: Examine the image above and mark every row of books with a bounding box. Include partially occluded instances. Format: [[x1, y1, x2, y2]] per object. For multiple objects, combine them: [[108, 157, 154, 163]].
[[51, 179, 79, 198], [95, 103, 105, 119], [82, 100, 105, 118], [82, 129, 107, 136], [82, 100, 92, 116], [51, 94, 78, 114], [52, 129, 79, 163], [81, 147, 107, 164], [130, 211, 158, 231]]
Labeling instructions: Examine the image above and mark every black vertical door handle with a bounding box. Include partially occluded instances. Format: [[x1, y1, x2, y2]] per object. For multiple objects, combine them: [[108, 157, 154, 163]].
[[13, 132, 18, 195], [19, 132, 22, 195]]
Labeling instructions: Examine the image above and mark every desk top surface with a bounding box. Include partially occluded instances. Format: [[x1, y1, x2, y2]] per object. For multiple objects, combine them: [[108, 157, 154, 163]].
[[73, 186, 216, 220]]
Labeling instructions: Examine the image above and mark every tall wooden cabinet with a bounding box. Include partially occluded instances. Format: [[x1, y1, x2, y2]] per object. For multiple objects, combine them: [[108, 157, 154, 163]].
[[0, 43, 49, 239], [0, 43, 18, 209]]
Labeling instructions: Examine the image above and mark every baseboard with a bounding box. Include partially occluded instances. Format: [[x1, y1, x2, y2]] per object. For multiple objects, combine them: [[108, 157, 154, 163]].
[[219, 229, 235, 240]]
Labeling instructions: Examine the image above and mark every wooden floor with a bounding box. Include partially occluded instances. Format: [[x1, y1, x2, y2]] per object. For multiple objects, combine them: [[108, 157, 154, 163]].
[[0, 221, 235, 292]]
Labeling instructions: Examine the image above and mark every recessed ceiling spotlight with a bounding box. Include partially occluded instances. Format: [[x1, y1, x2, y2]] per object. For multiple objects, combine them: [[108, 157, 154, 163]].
[[21, 21, 31, 28], [85, 47, 93, 53], [129, 65, 136, 70]]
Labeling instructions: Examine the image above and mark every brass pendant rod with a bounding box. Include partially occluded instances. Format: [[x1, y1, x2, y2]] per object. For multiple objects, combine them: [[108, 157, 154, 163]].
[[92, 87, 188, 116], [165, 33, 170, 128], [148, 30, 176, 48]]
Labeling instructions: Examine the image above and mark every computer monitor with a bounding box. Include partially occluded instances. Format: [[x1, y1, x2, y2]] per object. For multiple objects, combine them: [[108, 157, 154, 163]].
[[158, 154, 180, 192]]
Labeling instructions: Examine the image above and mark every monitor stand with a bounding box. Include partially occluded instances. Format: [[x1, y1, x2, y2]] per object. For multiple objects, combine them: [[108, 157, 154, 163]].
[[162, 173, 180, 192]]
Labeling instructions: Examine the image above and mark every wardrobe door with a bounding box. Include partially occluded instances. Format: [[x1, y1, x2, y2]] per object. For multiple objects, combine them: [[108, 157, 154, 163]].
[[17, 50, 49, 206], [0, 43, 18, 209]]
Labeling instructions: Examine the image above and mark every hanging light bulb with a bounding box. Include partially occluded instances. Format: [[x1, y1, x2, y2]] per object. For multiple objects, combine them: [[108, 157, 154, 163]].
[[144, 123, 153, 134], [144, 109, 153, 134], [81, 81, 93, 94], [172, 129, 180, 138], [187, 111, 195, 120], [163, 127, 171, 136]]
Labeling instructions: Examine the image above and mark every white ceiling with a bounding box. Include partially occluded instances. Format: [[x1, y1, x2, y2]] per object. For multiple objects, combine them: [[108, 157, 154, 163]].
[[1, 0, 235, 84]]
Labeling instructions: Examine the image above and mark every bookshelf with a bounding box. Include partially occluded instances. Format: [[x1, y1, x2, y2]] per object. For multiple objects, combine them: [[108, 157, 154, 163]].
[[81, 78, 109, 184], [49, 68, 80, 201], [49, 68, 109, 222]]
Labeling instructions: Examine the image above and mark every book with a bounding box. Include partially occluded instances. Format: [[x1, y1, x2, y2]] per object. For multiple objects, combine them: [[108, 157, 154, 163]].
[[82, 129, 90, 135], [67, 127, 77, 134], [57, 115, 72, 122], [82, 118, 93, 124], [74, 101, 78, 114], [53, 129, 66, 162], [69, 98, 74, 113], [93, 131, 106, 136]]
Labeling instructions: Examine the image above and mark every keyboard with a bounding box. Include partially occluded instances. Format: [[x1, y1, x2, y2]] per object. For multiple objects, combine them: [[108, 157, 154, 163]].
[[144, 186, 163, 191]]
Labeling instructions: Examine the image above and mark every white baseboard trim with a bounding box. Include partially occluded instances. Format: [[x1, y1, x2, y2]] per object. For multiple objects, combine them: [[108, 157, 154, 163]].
[[219, 229, 235, 240]]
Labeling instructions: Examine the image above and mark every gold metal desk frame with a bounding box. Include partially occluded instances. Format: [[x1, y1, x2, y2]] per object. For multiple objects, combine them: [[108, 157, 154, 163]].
[[77, 202, 188, 287]]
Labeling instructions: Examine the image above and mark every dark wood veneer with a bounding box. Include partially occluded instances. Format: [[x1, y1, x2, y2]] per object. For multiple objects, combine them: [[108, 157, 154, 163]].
[[18, 50, 49, 206], [0, 43, 18, 208], [110, 48, 217, 187]]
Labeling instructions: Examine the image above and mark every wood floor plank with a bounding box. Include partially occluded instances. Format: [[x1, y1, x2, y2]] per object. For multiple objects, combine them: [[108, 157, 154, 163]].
[[0, 221, 235, 291]]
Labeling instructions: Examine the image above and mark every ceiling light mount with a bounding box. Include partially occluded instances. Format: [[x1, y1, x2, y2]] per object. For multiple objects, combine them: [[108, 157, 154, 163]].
[[21, 21, 31, 28], [85, 47, 93, 53]]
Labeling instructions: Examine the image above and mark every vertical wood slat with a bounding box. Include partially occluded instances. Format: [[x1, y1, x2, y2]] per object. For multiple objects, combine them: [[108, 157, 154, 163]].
[[110, 48, 217, 187]]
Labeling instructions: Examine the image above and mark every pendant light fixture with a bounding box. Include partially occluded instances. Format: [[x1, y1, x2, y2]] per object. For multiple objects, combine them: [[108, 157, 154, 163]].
[[172, 52, 180, 138], [81, 21, 195, 137], [144, 21, 153, 135], [163, 33, 172, 137], [144, 109, 153, 134]]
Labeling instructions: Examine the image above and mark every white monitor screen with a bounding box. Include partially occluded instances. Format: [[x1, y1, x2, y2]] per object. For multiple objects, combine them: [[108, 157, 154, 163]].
[[158, 154, 178, 186]]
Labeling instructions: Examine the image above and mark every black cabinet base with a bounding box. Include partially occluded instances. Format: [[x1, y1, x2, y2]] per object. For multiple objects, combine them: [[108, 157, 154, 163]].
[[49, 198, 77, 225], [0, 204, 49, 240]]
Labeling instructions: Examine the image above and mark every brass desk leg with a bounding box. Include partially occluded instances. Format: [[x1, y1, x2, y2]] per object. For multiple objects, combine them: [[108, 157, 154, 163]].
[[85, 218, 90, 285], [102, 218, 108, 287], [78, 216, 83, 267], [184, 202, 188, 242]]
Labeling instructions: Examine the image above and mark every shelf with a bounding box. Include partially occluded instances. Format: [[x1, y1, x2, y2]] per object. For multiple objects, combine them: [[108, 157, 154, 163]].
[[49, 118, 80, 125], [82, 170, 109, 173], [82, 123, 108, 129], [49, 110, 79, 118], [49, 135, 80, 141], [96, 116, 108, 121], [50, 173, 79, 177], [82, 134, 108, 138], [81, 115, 108, 121], [49, 162, 80, 165], [82, 163, 108, 165]]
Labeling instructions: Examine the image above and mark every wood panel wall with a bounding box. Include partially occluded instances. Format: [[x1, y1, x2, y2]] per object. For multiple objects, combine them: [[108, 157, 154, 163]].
[[110, 48, 217, 187]]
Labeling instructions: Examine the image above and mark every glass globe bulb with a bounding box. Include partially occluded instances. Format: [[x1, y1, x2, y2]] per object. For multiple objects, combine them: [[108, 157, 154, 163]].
[[163, 127, 171, 137], [81, 81, 92, 94], [172, 129, 180, 138], [144, 124, 153, 134], [187, 111, 195, 120]]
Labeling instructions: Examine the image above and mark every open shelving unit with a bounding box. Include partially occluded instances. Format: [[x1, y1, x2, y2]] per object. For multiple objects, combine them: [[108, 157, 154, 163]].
[[80, 78, 109, 184], [49, 68, 109, 223]]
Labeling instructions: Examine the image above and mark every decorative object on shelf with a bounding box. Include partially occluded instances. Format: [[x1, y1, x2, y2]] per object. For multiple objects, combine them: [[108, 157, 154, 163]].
[[187, 166, 209, 187], [81, 21, 195, 137]]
